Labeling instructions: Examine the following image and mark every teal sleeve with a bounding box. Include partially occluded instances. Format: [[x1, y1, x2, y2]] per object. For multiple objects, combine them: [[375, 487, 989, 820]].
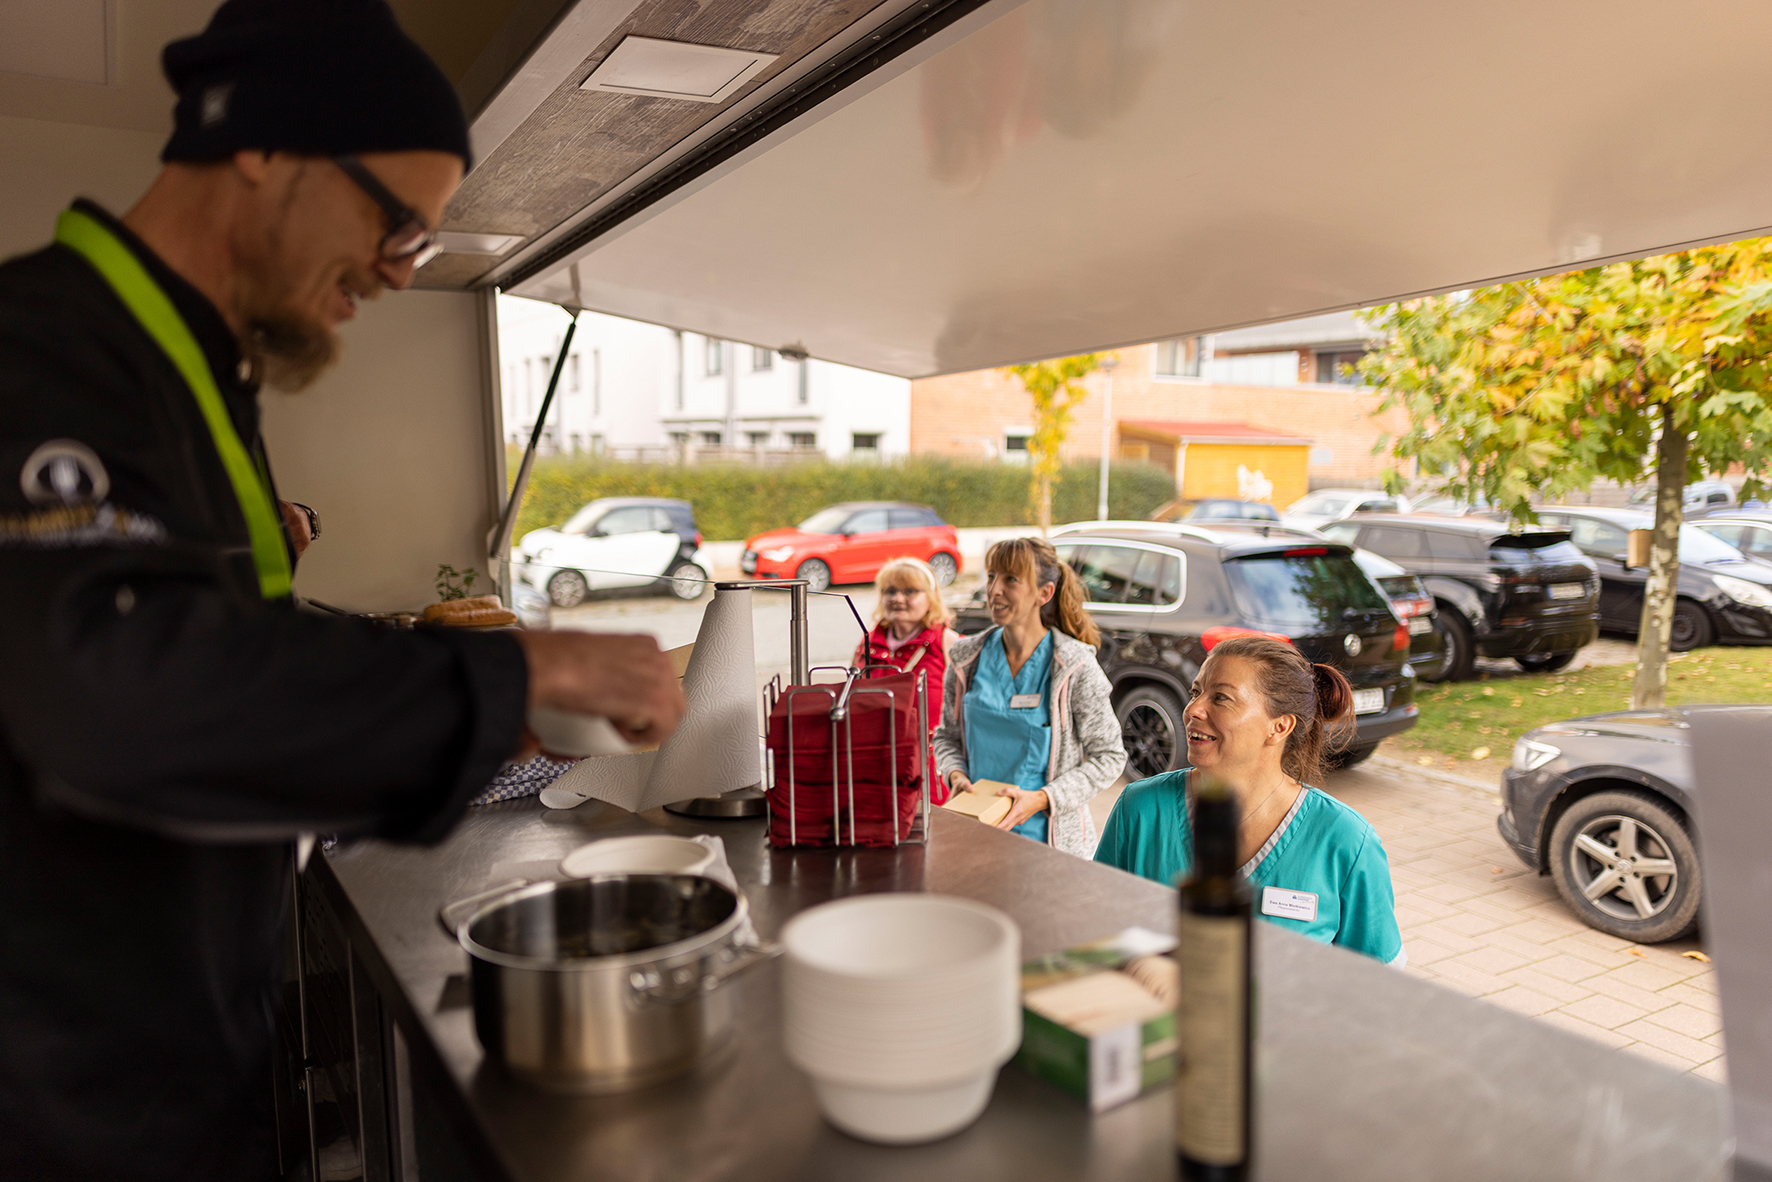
[[1094, 773, 1188, 887], [1333, 828, 1404, 964]]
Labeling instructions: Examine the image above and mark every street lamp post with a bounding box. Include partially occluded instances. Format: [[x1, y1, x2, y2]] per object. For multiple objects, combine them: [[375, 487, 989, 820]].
[[1096, 354, 1119, 522]]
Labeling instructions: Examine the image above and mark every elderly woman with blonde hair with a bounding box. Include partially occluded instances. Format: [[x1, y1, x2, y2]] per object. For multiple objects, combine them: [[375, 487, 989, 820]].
[[852, 556, 961, 801]]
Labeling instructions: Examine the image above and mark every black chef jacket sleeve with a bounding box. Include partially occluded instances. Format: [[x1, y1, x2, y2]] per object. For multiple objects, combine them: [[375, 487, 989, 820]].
[[0, 541, 528, 844]]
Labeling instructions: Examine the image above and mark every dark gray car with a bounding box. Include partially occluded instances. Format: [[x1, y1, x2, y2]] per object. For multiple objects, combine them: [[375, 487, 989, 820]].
[[1497, 707, 1768, 942], [1535, 506, 1772, 649]]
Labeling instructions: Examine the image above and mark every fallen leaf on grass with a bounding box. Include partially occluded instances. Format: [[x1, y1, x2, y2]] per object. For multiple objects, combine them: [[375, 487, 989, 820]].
[[1482, 686, 1495, 696], [1416, 756, 1434, 766], [1470, 746, 1491, 760], [1683, 950, 1711, 963], [1510, 699, 1524, 708]]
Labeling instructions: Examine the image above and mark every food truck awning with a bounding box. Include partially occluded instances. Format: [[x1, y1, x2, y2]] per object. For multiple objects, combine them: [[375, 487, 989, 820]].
[[413, 0, 1772, 377]]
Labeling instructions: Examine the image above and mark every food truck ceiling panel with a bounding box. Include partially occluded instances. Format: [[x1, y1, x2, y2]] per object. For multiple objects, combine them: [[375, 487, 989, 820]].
[[502, 0, 1772, 378]]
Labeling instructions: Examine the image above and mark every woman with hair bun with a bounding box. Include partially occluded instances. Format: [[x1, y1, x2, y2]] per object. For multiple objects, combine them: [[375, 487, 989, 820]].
[[934, 537, 1124, 856], [1095, 635, 1406, 964]]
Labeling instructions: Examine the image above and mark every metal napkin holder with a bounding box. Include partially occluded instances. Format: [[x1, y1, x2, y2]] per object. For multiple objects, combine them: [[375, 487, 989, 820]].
[[765, 664, 931, 847]]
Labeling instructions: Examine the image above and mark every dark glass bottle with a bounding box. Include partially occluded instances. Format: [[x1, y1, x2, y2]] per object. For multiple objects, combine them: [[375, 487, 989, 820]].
[[1175, 773, 1252, 1181]]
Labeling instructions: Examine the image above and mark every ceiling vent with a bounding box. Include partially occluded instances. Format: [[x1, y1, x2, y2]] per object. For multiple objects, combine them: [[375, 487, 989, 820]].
[[579, 36, 776, 104]]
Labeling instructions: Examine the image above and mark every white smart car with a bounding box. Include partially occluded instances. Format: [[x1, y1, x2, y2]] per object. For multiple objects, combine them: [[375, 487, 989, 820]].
[[516, 497, 710, 606]]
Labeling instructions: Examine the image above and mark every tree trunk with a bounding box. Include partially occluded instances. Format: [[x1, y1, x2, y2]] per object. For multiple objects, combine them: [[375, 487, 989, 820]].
[[1037, 473, 1052, 537], [1631, 404, 1687, 709]]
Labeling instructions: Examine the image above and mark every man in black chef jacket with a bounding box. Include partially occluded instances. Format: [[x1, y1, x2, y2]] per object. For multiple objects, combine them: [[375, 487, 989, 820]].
[[0, 2, 687, 1179]]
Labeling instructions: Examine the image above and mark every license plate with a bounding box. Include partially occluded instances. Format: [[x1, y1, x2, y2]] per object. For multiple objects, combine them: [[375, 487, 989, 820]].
[[1352, 688, 1385, 715], [1548, 583, 1586, 600], [1408, 617, 1433, 635]]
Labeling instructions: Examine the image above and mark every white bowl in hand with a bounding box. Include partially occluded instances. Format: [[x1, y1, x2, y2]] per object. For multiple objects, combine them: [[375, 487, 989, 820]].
[[527, 705, 634, 758]]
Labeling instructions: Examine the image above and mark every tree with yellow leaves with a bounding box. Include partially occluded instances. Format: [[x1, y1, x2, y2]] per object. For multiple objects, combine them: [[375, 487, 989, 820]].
[[1003, 354, 1106, 534], [1361, 243, 1772, 707]]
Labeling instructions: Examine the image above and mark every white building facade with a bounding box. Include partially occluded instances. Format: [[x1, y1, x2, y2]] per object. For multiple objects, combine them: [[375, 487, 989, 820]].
[[497, 295, 910, 462]]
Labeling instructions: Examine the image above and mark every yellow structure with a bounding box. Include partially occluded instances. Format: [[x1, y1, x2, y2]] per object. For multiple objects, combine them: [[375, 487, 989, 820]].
[[1118, 421, 1312, 510]]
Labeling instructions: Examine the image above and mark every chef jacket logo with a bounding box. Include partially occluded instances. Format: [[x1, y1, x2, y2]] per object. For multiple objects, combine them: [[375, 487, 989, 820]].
[[1343, 633, 1362, 657], [21, 439, 109, 506]]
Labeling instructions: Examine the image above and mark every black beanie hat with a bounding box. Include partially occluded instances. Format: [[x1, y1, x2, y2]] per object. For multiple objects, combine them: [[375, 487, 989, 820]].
[[161, 0, 470, 167]]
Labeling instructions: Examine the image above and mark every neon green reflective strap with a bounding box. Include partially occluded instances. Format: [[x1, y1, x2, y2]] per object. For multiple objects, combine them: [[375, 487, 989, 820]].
[[54, 208, 293, 599]]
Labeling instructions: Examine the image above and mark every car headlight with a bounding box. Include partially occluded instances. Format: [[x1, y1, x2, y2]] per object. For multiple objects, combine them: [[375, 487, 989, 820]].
[[762, 547, 796, 562], [1712, 573, 1772, 608], [1512, 737, 1560, 773]]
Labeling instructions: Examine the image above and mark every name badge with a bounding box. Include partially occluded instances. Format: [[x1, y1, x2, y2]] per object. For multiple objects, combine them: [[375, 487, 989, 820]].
[[1261, 886, 1318, 922], [1009, 693, 1042, 710]]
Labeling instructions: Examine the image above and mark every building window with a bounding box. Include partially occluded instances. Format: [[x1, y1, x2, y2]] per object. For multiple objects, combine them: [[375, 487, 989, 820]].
[[704, 338, 723, 376], [700, 431, 723, 445], [796, 360, 809, 404], [669, 431, 689, 447], [568, 353, 581, 392], [852, 432, 881, 451], [1154, 337, 1204, 378], [1315, 350, 1367, 385], [1004, 432, 1030, 453], [747, 431, 770, 446], [751, 346, 773, 371], [591, 348, 601, 416], [591, 434, 606, 456], [788, 432, 816, 448], [569, 432, 583, 453]]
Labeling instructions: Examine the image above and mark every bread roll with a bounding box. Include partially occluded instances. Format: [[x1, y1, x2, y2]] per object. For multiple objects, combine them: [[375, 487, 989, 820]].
[[423, 595, 505, 622]]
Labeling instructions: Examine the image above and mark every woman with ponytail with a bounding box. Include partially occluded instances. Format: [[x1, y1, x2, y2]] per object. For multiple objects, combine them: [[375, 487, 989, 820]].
[[1095, 635, 1406, 964], [933, 538, 1124, 856]]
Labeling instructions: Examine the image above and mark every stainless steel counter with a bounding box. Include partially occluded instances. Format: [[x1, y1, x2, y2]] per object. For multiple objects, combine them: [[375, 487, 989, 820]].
[[312, 800, 1729, 1182]]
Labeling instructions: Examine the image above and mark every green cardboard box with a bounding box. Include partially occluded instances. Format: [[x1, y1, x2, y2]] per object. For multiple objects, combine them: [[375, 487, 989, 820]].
[[1012, 926, 1178, 1113]]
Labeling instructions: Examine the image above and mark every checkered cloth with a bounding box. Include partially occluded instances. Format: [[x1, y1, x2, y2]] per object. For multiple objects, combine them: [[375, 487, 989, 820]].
[[469, 754, 577, 805]]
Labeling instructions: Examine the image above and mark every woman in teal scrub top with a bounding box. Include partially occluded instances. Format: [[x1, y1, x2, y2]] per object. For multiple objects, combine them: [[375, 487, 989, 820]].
[[1095, 635, 1406, 965], [934, 538, 1126, 858]]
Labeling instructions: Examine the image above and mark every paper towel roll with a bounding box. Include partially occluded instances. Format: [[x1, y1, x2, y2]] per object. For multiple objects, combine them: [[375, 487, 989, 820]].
[[640, 585, 761, 810], [542, 749, 658, 811]]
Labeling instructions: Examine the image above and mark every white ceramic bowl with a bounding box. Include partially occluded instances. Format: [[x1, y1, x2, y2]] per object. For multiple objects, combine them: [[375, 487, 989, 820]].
[[560, 835, 716, 879], [780, 894, 1020, 1088], [810, 1072, 998, 1146]]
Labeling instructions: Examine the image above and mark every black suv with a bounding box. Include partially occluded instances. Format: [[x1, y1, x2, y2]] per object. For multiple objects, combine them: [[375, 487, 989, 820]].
[[953, 525, 1419, 779], [1319, 515, 1599, 680]]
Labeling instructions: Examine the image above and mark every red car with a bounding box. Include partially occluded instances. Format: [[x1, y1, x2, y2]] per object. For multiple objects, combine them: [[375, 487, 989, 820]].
[[741, 502, 961, 591]]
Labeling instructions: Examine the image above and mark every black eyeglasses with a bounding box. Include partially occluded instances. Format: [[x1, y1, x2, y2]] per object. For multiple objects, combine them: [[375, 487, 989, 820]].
[[333, 156, 442, 268]]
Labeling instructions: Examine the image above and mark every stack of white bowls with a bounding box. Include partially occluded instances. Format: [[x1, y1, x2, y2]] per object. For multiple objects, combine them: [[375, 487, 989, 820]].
[[780, 894, 1021, 1145]]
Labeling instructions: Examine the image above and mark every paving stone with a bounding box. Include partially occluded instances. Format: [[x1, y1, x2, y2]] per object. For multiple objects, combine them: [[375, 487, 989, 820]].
[[1562, 993, 1652, 1030], [1605, 959, 1698, 992], [1432, 910, 1509, 938], [1534, 1009, 1634, 1050], [1691, 1058, 1729, 1085], [1481, 986, 1563, 1017], [1657, 983, 1720, 1014], [1495, 966, 1594, 1005], [1408, 922, 1488, 956], [1530, 954, 1611, 984], [1646, 1004, 1723, 1041], [1582, 971, 1679, 1016], [1401, 938, 1462, 967], [1448, 946, 1533, 977], [1621, 1040, 1713, 1074], [1614, 1019, 1721, 1066], [1426, 959, 1511, 997]]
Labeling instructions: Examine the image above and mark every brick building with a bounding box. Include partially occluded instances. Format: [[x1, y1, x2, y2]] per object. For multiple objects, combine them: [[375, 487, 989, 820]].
[[908, 311, 1414, 497]]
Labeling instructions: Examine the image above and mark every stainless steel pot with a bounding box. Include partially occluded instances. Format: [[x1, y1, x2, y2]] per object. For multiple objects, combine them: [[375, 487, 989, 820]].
[[439, 874, 775, 1093]]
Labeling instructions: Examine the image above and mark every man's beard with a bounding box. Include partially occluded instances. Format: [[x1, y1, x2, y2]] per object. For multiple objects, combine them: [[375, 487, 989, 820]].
[[246, 310, 338, 392]]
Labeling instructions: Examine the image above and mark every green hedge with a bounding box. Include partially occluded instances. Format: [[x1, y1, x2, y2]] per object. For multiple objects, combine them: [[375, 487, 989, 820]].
[[510, 454, 1176, 542]]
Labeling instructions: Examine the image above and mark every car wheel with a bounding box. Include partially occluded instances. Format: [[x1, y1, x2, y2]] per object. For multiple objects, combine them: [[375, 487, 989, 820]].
[[547, 569, 589, 608], [797, 558, 832, 593], [1548, 789, 1700, 943], [1516, 651, 1577, 673], [667, 562, 707, 601], [1116, 684, 1187, 780], [1669, 599, 1714, 651], [1425, 608, 1475, 681], [929, 552, 959, 587], [1328, 742, 1379, 770]]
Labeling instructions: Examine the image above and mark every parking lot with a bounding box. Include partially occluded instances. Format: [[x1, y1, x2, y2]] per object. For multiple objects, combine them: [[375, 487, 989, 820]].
[[553, 582, 1724, 1082]]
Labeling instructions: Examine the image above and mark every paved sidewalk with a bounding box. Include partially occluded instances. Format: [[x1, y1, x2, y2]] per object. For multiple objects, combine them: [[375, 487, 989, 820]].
[[1325, 755, 1724, 1082]]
